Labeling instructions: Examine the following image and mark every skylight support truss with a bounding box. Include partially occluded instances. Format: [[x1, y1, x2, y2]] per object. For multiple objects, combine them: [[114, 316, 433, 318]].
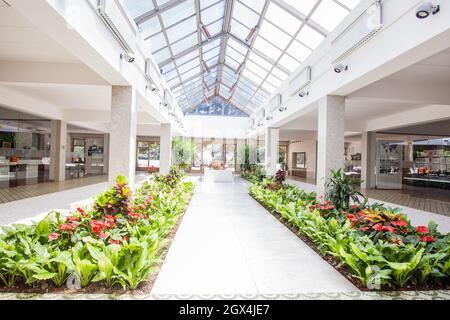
[[124, 0, 360, 115]]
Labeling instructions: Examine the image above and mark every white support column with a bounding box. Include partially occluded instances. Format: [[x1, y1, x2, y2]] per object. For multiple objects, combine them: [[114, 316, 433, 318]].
[[236, 139, 246, 172], [265, 127, 279, 177], [109, 86, 137, 187], [316, 95, 345, 197], [361, 131, 377, 189], [159, 123, 172, 175], [248, 137, 257, 166], [103, 133, 109, 175], [50, 120, 67, 182]]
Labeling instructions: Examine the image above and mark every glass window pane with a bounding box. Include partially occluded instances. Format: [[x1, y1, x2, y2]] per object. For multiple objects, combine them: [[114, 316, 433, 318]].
[[153, 47, 171, 64], [296, 24, 325, 49], [258, 20, 292, 50], [171, 33, 197, 55], [203, 46, 220, 61], [160, 0, 195, 28], [226, 46, 245, 63], [253, 37, 282, 61], [233, 1, 260, 29], [248, 52, 273, 71], [242, 69, 263, 86], [245, 60, 268, 79], [225, 56, 240, 71], [206, 19, 223, 37], [180, 66, 201, 81], [339, 0, 361, 9], [278, 54, 300, 72], [286, 40, 312, 62], [266, 74, 282, 87], [178, 58, 199, 74], [140, 17, 162, 39], [166, 16, 197, 43], [238, 0, 265, 14], [125, 1, 154, 18], [230, 19, 250, 41], [310, 0, 349, 32], [261, 81, 276, 93], [264, 2, 301, 36], [228, 37, 248, 55], [201, 0, 222, 10], [271, 67, 288, 81], [175, 50, 198, 66], [283, 0, 318, 16], [201, 1, 225, 25], [148, 32, 167, 53]]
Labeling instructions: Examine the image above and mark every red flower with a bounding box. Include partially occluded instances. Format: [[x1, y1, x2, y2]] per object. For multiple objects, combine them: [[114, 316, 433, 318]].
[[392, 219, 408, 227], [358, 211, 366, 218], [58, 223, 78, 231], [108, 239, 120, 245], [420, 235, 435, 243], [91, 226, 101, 233], [77, 207, 87, 217], [66, 215, 80, 222], [351, 204, 359, 209], [416, 226, 428, 234], [360, 226, 370, 231], [48, 233, 60, 240], [373, 223, 383, 232], [122, 236, 129, 242], [347, 214, 356, 220], [382, 225, 397, 233]]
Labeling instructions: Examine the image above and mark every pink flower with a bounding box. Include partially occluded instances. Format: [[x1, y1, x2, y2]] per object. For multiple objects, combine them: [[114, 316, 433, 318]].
[[373, 223, 383, 232], [351, 204, 359, 209], [58, 223, 78, 231], [392, 219, 408, 227], [382, 225, 397, 233], [48, 233, 60, 240]]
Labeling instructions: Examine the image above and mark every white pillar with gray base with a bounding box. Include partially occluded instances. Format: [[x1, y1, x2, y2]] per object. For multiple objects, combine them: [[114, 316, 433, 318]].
[[316, 95, 345, 197], [50, 120, 67, 182], [265, 127, 279, 177], [361, 131, 376, 189], [159, 123, 172, 175], [109, 86, 137, 187]]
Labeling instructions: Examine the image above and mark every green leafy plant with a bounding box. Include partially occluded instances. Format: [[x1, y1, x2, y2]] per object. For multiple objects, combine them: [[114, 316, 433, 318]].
[[325, 169, 367, 210]]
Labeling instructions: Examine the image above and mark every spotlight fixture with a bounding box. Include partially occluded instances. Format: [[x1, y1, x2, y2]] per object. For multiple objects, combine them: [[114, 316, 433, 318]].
[[278, 106, 287, 112], [120, 52, 135, 63], [266, 115, 273, 121], [146, 84, 157, 92], [333, 63, 348, 73], [298, 90, 309, 98], [416, 1, 440, 19]]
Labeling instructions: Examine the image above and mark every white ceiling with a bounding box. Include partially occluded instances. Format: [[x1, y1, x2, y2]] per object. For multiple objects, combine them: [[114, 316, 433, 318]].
[[0, 5, 79, 63], [386, 48, 450, 84], [4, 85, 112, 110]]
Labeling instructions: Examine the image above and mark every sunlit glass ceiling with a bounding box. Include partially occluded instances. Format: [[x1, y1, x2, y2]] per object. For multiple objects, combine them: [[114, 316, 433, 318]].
[[124, 0, 361, 115]]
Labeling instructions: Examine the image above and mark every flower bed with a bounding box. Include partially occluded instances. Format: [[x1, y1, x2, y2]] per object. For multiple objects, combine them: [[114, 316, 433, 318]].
[[249, 181, 450, 291], [0, 168, 194, 292]]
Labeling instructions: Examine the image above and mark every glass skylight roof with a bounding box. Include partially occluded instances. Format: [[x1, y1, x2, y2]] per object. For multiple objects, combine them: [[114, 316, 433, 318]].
[[123, 0, 361, 115]]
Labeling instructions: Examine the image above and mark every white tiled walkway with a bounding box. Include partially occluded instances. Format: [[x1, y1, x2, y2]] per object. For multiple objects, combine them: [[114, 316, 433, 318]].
[[151, 178, 357, 295]]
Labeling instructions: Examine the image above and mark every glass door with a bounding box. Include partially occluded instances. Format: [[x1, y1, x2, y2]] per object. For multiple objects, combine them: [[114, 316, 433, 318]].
[[137, 141, 160, 171]]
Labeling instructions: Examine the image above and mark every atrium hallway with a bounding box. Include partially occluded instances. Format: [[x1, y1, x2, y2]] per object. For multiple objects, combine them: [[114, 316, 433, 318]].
[[151, 178, 357, 295]]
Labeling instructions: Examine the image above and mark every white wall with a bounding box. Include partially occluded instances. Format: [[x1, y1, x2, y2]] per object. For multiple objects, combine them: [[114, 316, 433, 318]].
[[288, 140, 317, 179], [183, 116, 249, 139]]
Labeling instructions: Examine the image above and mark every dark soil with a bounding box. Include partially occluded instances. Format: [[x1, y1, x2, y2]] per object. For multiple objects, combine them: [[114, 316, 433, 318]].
[[0, 193, 194, 295], [250, 193, 450, 292]]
